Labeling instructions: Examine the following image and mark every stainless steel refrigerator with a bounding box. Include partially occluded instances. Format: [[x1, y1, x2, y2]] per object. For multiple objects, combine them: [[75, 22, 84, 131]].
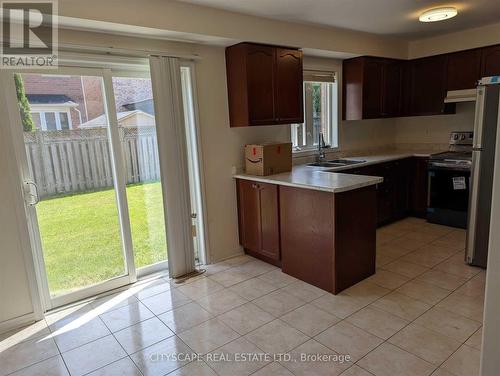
[[466, 78, 500, 267]]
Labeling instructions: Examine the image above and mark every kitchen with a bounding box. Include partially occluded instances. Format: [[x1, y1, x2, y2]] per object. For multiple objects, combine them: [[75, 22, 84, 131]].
[[1, 2, 500, 376], [231, 40, 498, 288], [224, 14, 498, 376]]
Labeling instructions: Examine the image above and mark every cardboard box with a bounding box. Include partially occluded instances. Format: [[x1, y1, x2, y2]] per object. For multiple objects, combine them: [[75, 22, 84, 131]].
[[245, 142, 292, 176]]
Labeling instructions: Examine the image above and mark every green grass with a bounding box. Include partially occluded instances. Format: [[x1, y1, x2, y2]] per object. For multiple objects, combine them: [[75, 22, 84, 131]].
[[37, 182, 167, 296]]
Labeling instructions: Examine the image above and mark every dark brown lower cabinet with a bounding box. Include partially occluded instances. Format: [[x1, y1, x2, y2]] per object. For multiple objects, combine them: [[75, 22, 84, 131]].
[[280, 186, 377, 294], [236, 179, 377, 293], [345, 157, 423, 226], [410, 157, 429, 218], [235, 157, 429, 293], [236, 179, 280, 266], [393, 159, 411, 219]]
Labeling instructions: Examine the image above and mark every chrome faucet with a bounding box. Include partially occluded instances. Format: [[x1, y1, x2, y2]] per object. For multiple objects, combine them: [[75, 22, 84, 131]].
[[316, 132, 328, 163]]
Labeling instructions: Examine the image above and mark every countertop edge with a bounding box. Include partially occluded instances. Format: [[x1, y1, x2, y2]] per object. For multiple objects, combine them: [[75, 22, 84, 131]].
[[321, 152, 430, 172], [233, 174, 384, 193], [233, 152, 434, 193]]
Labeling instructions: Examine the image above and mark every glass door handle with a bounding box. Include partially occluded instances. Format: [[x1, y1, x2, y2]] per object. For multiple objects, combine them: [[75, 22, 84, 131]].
[[25, 181, 40, 206]]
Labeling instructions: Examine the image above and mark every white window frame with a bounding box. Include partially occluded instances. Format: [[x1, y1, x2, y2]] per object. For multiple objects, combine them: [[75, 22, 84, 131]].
[[30, 111, 42, 130], [30, 107, 73, 131], [291, 70, 339, 155]]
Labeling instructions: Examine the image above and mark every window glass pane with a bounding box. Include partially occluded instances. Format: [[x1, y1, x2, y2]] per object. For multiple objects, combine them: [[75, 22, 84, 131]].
[[16, 73, 126, 298], [111, 75, 167, 270], [45, 112, 57, 131], [312, 82, 322, 146], [291, 79, 338, 151], [31, 112, 41, 130], [59, 112, 70, 130]]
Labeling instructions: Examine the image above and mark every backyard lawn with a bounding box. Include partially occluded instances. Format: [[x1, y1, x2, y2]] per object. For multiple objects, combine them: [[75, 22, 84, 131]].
[[37, 182, 167, 297]]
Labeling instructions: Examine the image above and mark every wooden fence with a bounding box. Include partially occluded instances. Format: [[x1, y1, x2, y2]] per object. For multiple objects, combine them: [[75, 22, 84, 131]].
[[24, 127, 161, 198]]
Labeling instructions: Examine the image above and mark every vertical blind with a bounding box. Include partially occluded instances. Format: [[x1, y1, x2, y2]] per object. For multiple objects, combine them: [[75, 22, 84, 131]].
[[149, 56, 195, 278]]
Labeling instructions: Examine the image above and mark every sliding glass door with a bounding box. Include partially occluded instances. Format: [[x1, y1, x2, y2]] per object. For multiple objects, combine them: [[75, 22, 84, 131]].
[[110, 74, 168, 274], [15, 70, 131, 308], [3, 66, 176, 309]]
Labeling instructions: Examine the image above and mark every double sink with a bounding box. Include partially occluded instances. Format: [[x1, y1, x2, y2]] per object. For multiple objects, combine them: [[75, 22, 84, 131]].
[[307, 159, 366, 168]]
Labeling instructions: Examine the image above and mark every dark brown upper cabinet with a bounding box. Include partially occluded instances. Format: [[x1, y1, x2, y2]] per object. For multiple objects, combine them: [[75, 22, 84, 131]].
[[362, 59, 384, 119], [409, 55, 455, 116], [382, 61, 403, 117], [343, 44, 500, 120], [446, 49, 482, 90], [342, 57, 403, 120], [226, 42, 303, 127], [481, 45, 500, 77], [275, 48, 304, 123], [245, 44, 276, 125]]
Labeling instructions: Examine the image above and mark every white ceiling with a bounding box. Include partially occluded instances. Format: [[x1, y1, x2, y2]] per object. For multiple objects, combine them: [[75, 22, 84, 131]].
[[177, 0, 500, 39]]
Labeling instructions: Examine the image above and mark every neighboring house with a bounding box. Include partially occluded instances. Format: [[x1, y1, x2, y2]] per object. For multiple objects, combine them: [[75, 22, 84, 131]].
[[112, 77, 154, 114], [122, 98, 155, 116], [79, 110, 155, 128], [23, 74, 154, 130], [23, 74, 101, 128], [27, 94, 80, 131]]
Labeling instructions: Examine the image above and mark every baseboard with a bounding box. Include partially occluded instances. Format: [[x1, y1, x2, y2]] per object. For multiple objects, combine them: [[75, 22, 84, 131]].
[[0, 312, 36, 335], [208, 250, 245, 264]]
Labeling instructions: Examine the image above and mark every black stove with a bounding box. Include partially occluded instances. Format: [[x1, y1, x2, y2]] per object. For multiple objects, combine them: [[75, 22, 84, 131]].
[[429, 152, 472, 171], [427, 131, 473, 228], [430, 151, 472, 161], [429, 133, 473, 171]]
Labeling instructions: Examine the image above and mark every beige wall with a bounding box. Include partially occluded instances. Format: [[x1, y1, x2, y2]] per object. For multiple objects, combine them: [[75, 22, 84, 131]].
[[393, 102, 475, 145], [409, 21, 500, 59], [58, 0, 407, 59]]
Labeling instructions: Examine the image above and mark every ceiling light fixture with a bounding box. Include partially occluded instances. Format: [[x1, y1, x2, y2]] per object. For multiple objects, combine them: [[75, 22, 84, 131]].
[[419, 7, 458, 22]]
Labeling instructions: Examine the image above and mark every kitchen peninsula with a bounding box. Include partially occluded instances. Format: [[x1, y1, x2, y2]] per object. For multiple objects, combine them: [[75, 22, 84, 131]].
[[234, 166, 383, 294]]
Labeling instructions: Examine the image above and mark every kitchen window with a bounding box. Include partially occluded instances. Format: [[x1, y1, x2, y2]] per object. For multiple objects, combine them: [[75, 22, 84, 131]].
[[291, 70, 338, 152], [31, 110, 73, 131]]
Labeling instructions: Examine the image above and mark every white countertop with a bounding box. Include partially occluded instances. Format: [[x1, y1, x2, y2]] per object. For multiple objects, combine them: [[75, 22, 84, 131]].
[[305, 151, 434, 172], [235, 167, 383, 193], [234, 151, 437, 193]]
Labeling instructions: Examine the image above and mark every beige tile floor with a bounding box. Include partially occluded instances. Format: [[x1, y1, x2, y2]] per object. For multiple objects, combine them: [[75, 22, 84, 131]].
[[0, 217, 485, 376]]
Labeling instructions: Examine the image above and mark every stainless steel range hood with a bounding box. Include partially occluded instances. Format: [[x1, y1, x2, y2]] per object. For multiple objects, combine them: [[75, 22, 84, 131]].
[[444, 89, 477, 103]]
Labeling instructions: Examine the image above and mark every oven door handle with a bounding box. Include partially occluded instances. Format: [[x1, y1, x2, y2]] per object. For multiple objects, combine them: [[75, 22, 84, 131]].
[[428, 163, 471, 172], [427, 170, 434, 207]]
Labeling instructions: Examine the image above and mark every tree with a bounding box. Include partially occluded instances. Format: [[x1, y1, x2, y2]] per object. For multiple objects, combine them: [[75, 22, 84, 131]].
[[14, 73, 34, 132]]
